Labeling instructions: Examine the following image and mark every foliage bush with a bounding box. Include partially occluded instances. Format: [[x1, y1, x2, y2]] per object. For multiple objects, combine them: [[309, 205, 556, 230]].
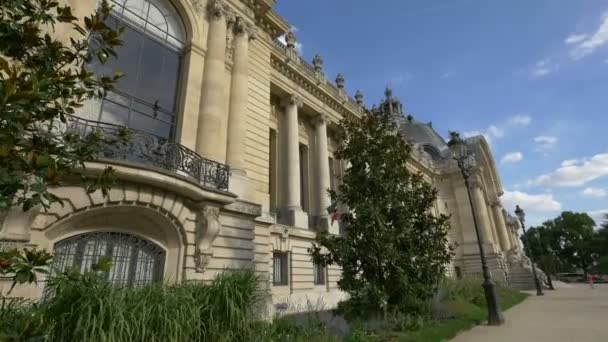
[[311, 107, 452, 318], [1, 264, 266, 342]]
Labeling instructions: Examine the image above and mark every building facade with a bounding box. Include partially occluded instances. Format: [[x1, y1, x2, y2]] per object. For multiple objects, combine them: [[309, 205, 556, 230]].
[[0, 0, 534, 315]]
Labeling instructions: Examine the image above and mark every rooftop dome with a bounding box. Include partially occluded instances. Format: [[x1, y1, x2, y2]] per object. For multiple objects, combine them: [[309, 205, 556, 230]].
[[376, 87, 449, 160]]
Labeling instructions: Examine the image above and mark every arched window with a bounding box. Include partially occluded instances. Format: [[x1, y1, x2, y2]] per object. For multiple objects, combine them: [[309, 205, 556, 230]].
[[52, 232, 165, 287], [78, 0, 186, 140], [423, 144, 442, 160]]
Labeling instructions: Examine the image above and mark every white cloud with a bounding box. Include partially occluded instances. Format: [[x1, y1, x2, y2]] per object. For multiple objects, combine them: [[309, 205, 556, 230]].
[[463, 130, 493, 145], [486, 125, 504, 138], [501, 190, 562, 214], [561, 159, 580, 167], [568, 14, 608, 60], [501, 152, 524, 164], [463, 115, 531, 144], [581, 187, 607, 198], [440, 71, 454, 80], [534, 153, 608, 187], [508, 114, 532, 126], [565, 33, 588, 45], [588, 209, 608, 227], [388, 71, 413, 86], [534, 136, 558, 144], [532, 59, 558, 77], [534, 135, 558, 151]]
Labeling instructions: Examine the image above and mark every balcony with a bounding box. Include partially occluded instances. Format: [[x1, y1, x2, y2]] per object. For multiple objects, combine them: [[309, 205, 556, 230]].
[[65, 115, 230, 192]]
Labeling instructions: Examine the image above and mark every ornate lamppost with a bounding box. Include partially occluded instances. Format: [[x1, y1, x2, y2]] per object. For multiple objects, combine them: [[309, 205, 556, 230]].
[[448, 132, 504, 326], [514, 205, 544, 296]]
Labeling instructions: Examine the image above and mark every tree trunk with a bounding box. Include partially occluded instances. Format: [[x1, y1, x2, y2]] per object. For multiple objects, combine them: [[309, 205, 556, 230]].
[[547, 273, 555, 290]]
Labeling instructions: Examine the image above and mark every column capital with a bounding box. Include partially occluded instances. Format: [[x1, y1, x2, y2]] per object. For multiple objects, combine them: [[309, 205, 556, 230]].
[[490, 199, 502, 208], [281, 94, 303, 109], [206, 0, 228, 20], [232, 16, 257, 40], [468, 175, 483, 190], [313, 114, 331, 127]]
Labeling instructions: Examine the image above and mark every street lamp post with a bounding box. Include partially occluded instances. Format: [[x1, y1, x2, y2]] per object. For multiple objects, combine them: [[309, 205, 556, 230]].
[[514, 205, 544, 296], [448, 132, 504, 326]]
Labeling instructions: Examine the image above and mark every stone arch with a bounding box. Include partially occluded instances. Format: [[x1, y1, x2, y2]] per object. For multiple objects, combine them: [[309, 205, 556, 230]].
[[43, 204, 185, 283], [30, 184, 198, 283], [468, 136, 503, 199], [168, 0, 204, 45]]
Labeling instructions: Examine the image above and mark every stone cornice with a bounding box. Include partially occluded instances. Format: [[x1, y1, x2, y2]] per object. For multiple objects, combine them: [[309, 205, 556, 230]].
[[270, 49, 362, 123], [233, 0, 288, 38]]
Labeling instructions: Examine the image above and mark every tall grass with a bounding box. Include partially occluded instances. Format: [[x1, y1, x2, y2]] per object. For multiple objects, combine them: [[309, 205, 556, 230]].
[[1, 269, 267, 341]]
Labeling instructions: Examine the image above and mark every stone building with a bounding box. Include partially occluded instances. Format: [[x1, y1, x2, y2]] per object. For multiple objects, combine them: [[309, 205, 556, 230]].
[[0, 0, 534, 314]]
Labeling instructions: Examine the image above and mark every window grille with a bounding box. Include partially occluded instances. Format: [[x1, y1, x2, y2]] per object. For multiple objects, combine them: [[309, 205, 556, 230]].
[[313, 262, 326, 285], [52, 232, 165, 287], [273, 251, 289, 286]]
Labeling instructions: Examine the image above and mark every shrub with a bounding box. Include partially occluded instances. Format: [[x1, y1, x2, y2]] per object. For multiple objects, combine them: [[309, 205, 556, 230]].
[[32, 267, 265, 341]]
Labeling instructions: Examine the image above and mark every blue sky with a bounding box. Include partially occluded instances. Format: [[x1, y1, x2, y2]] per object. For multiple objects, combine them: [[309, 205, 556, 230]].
[[275, 0, 608, 227]]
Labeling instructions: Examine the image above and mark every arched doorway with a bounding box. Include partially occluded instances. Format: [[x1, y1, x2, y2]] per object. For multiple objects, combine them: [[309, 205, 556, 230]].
[[52, 231, 165, 287]]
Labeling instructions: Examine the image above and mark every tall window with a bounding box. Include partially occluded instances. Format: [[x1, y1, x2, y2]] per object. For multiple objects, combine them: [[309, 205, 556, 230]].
[[269, 129, 278, 214], [273, 251, 289, 286], [52, 232, 165, 287], [299, 144, 309, 213], [328, 157, 336, 192], [313, 262, 326, 285], [79, 0, 185, 140]]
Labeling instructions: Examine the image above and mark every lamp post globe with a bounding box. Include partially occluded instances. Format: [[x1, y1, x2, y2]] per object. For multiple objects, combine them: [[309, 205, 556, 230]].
[[448, 131, 504, 326], [514, 205, 544, 296]]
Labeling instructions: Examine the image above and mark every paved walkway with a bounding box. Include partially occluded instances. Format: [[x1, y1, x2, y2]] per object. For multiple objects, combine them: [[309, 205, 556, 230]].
[[451, 283, 608, 342]]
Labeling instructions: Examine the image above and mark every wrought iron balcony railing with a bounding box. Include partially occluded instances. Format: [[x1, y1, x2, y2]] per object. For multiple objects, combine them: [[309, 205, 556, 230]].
[[65, 115, 230, 192]]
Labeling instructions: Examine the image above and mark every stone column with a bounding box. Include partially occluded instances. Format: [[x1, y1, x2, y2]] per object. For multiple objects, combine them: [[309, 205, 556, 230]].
[[226, 17, 254, 197], [281, 95, 308, 228], [314, 115, 335, 233], [469, 177, 494, 247], [196, 0, 229, 162], [491, 201, 511, 252]]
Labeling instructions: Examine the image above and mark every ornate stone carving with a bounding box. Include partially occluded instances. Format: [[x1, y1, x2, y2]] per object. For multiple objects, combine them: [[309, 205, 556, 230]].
[[225, 31, 234, 62], [194, 205, 222, 273], [312, 54, 323, 72], [490, 200, 502, 208], [206, 0, 226, 20], [281, 94, 303, 109], [190, 0, 205, 13], [313, 113, 331, 126], [232, 16, 257, 40], [468, 175, 483, 190]]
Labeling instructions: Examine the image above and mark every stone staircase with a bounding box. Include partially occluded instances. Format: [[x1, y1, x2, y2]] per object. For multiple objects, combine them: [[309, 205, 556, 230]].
[[507, 263, 537, 290], [506, 250, 547, 290]]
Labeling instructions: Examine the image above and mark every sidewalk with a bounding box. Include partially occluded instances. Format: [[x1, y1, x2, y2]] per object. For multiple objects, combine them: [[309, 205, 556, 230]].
[[450, 283, 608, 342]]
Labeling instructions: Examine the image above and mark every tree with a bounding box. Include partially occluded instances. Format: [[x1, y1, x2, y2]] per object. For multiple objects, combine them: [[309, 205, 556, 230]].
[[310, 107, 452, 317], [0, 0, 123, 212], [529, 212, 598, 275], [522, 225, 561, 289]]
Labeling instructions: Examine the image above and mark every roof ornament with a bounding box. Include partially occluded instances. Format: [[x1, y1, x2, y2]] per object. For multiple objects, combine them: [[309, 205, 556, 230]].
[[285, 30, 297, 49], [354, 90, 364, 106], [312, 54, 323, 72], [335, 73, 345, 89], [384, 86, 393, 99]]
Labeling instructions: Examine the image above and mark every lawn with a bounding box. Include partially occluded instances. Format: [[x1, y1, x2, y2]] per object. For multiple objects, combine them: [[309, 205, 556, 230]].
[[397, 287, 529, 342]]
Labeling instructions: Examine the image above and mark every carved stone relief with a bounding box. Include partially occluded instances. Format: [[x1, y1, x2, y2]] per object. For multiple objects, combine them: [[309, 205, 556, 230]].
[[194, 205, 222, 273]]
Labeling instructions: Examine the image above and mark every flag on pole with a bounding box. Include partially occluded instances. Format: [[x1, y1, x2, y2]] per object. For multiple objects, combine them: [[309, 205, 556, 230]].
[[326, 201, 340, 225]]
